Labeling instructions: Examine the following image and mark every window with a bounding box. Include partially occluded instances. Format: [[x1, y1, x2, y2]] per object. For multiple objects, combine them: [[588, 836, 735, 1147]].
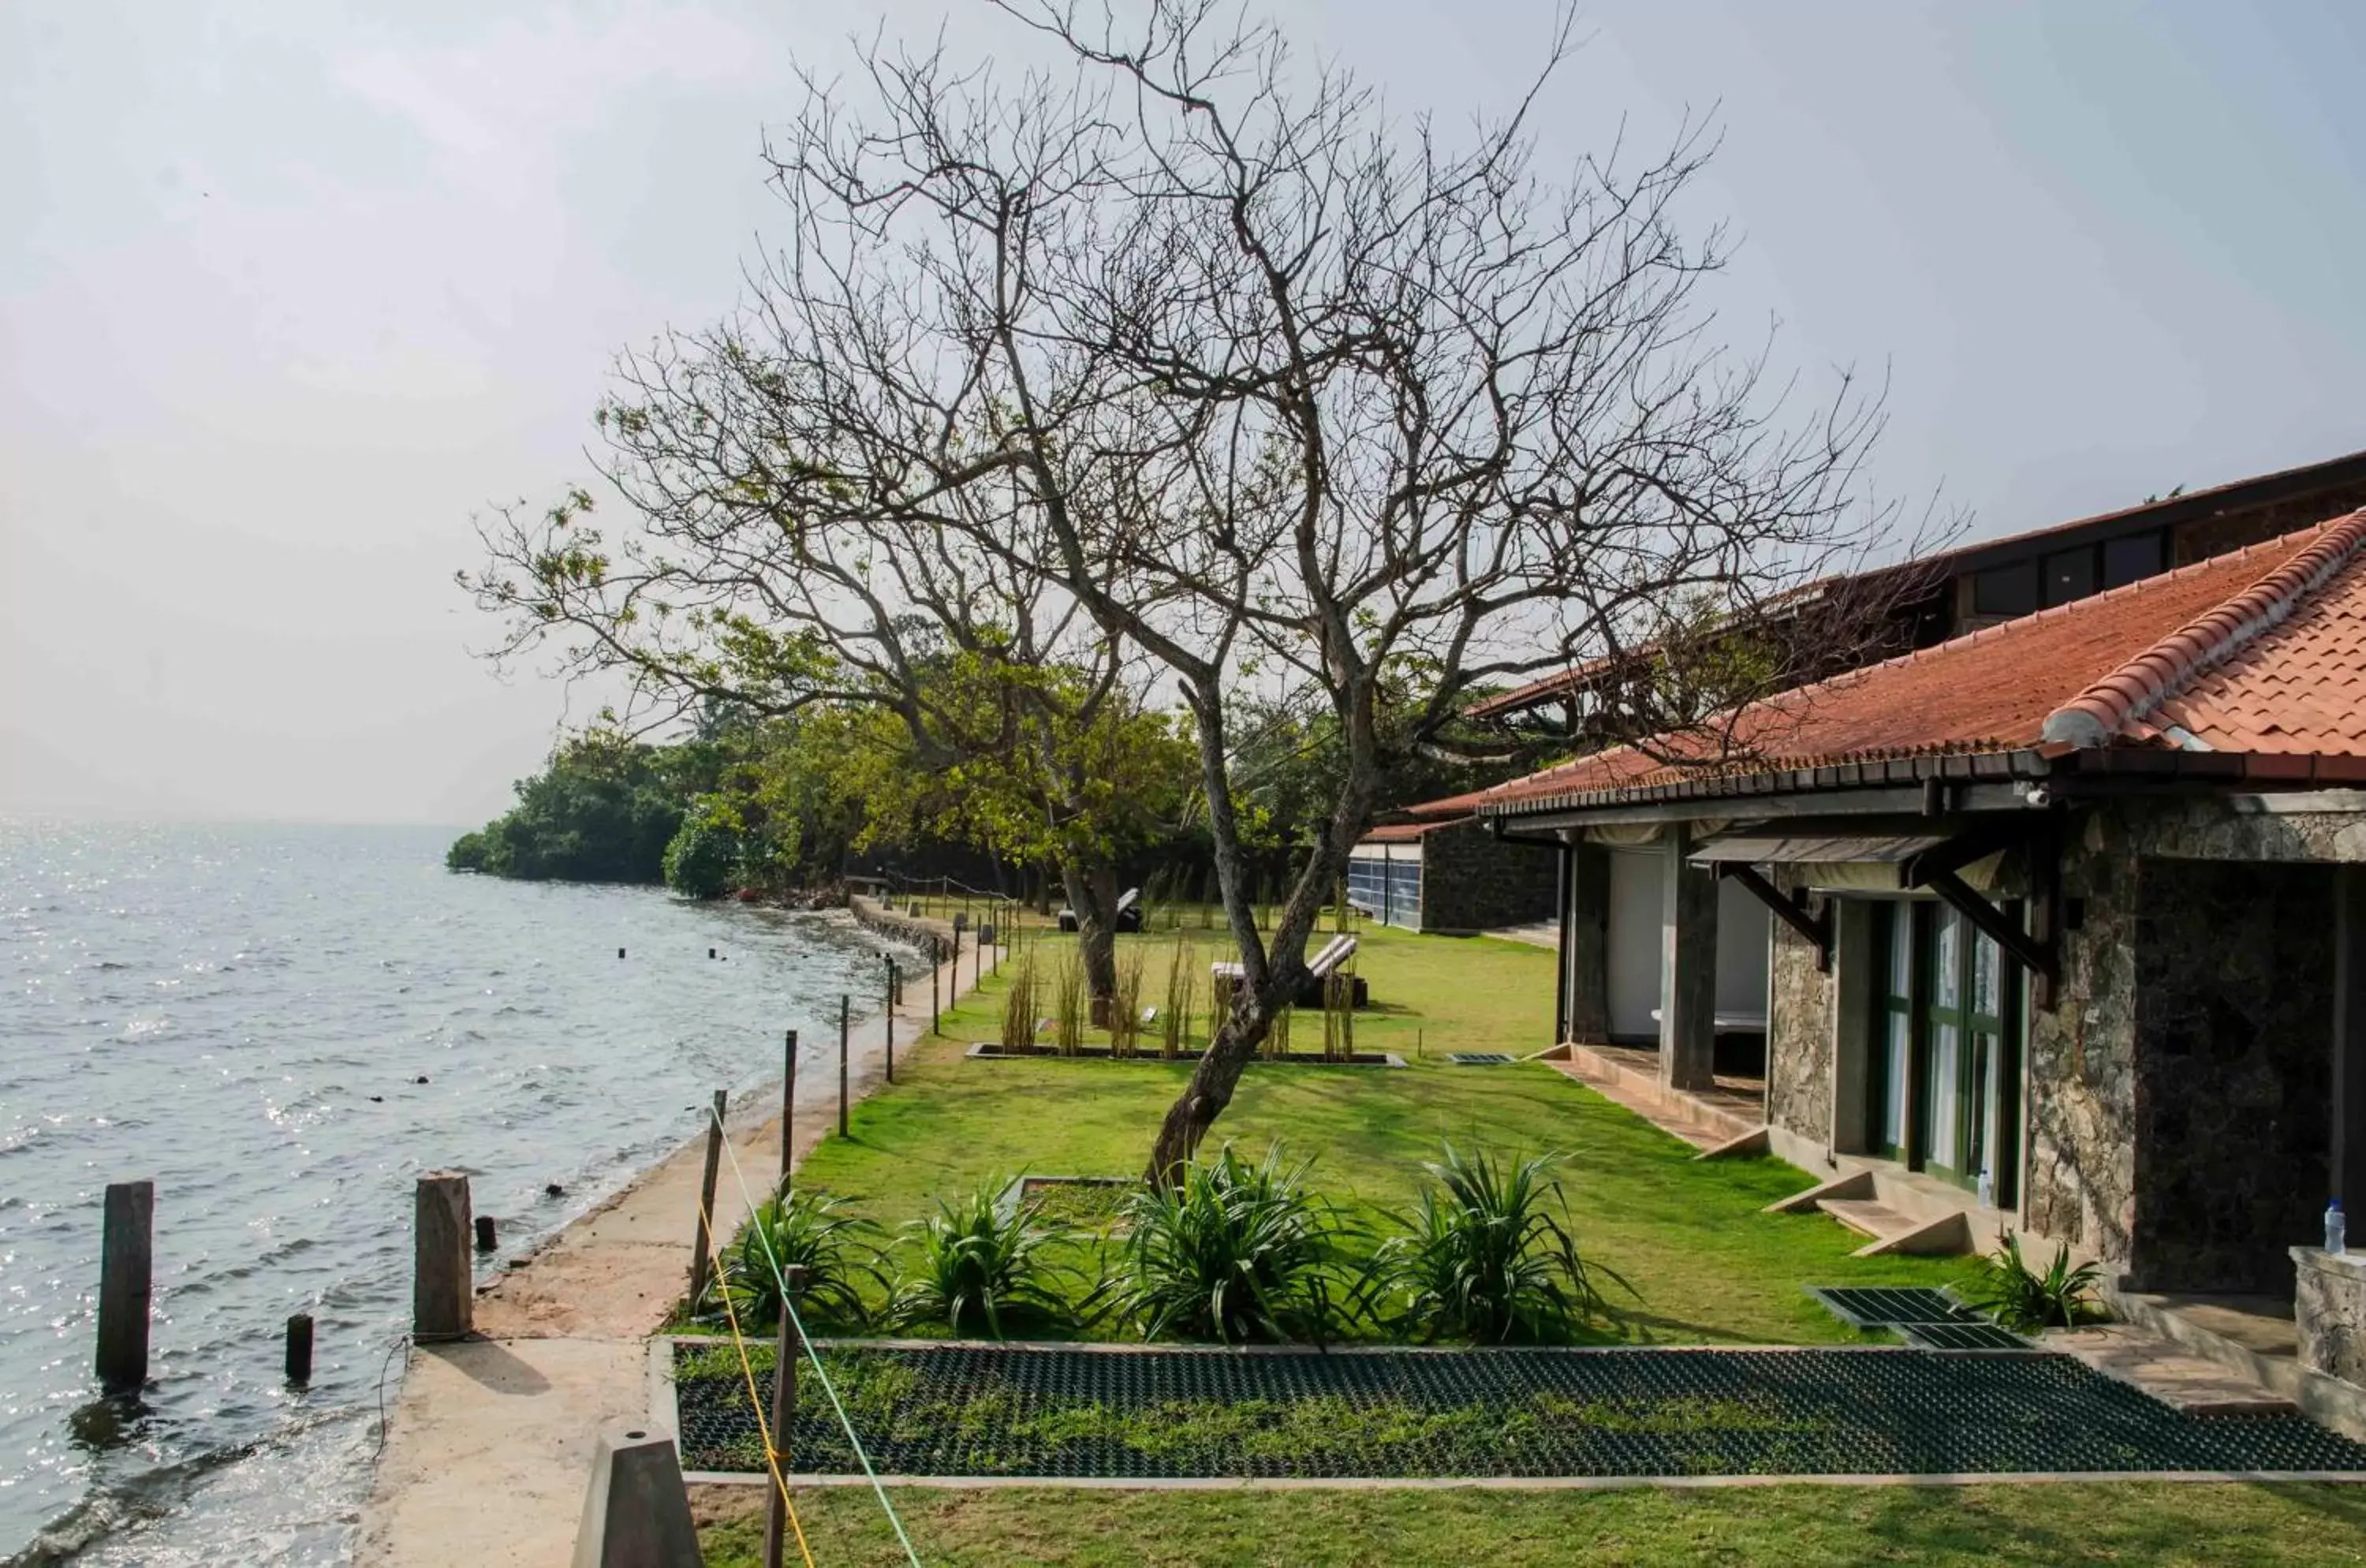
[[2041, 547, 2096, 607], [1972, 561, 2038, 618], [2103, 531, 2165, 588], [1864, 898, 2021, 1200]]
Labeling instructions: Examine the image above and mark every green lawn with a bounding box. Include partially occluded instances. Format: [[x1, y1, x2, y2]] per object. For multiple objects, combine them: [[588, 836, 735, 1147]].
[[797, 922, 1980, 1345], [699, 1480, 2366, 1566]]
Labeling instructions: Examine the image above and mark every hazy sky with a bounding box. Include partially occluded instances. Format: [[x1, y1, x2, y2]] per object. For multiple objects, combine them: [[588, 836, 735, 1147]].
[[4, 1, 2361, 825]]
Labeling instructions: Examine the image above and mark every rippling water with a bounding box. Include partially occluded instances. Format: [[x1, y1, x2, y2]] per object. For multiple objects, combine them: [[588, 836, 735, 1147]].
[[0, 822, 912, 1565]]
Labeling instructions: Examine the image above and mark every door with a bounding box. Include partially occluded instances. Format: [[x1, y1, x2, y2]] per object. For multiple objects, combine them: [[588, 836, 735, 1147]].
[[1869, 902, 1913, 1159], [1868, 898, 2018, 1196]]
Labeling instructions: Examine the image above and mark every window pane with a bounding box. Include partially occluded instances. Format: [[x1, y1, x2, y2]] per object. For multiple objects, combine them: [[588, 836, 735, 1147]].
[[1934, 909, 1961, 1008], [1883, 1011, 1911, 1148], [1887, 905, 1913, 1000], [1973, 561, 2038, 618], [2043, 547, 2097, 607], [1929, 1021, 1960, 1170], [1972, 931, 1999, 1016], [2102, 532, 2163, 588]]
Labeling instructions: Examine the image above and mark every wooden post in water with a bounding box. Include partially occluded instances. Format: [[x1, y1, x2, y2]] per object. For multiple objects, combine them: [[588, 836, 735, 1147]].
[[931, 939, 941, 1036], [687, 1091, 727, 1310], [761, 1264, 808, 1568], [475, 1215, 497, 1253], [778, 1029, 797, 1185], [412, 1171, 473, 1342], [95, 1180, 154, 1389], [837, 995, 849, 1138], [284, 1312, 314, 1385]]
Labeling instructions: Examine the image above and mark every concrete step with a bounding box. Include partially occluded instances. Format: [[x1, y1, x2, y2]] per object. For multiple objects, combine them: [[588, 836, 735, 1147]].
[[2048, 1323, 2300, 1419], [1818, 1197, 1907, 1240]]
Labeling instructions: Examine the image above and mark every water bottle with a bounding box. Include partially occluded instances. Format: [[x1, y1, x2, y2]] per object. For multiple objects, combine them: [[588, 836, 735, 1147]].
[[1976, 1169, 1995, 1211], [2329, 1199, 2349, 1256]]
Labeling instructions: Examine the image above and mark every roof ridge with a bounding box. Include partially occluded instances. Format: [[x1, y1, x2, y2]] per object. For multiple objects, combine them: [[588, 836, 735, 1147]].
[[2041, 509, 2366, 749]]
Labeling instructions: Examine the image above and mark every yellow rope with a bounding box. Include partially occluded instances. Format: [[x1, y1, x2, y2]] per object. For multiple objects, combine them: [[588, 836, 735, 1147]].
[[697, 1185, 819, 1568]]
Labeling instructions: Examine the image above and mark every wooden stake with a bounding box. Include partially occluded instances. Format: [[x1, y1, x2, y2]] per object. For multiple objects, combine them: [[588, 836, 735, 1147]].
[[687, 1091, 727, 1310], [474, 1215, 497, 1253], [95, 1181, 153, 1389], [838, 995, 849, 1138], [284, 1312, 314, 1385], [761, 1265, 808, 1568], [931, 939, 941, 1036], [885, 961, 897, 1084], [412, 1171, 473, 1342], [779, 1029, 797, 1185]]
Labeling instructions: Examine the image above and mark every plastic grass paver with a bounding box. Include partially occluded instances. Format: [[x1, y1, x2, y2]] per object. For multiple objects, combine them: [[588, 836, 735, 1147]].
[[672, 1342, 2366, 1480]]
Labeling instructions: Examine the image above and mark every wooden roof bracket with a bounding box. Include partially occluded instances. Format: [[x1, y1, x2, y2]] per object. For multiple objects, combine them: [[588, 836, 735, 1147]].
[[1716, 862, 1833, 973], [1898, 818, 2063, 1009]]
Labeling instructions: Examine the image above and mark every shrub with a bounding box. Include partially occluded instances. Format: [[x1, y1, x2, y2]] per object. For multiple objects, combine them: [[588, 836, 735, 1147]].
[[1972, 1231, 2104, 1332], [661, 810, 742, 898], [1372, 1144, 1628, 1343], [700, 1183, 884, 1331], [886, 1182, 1082, 1337], [1116, 1143, 1362, 1343]]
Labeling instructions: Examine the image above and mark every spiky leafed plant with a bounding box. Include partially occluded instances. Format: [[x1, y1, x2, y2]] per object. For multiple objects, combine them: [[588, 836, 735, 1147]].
[[700, 1184, 884, 1331], [1115, 1143, 1362, 1343], [1374, 1144, 1629, 1343], [1972, 1231, 2105, 1332], [886, 1182, 1082, 1337]]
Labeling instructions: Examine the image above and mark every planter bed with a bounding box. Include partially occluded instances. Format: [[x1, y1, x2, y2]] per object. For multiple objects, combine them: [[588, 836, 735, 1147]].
[[664, 1338, 2366, 1483], [963, 1042, 1405, 1068]]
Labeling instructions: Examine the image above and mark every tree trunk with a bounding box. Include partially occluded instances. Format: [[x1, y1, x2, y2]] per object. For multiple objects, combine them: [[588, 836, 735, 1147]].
[[1060, 855, 1121, 1027], [1145, 697, 1381, 1184]]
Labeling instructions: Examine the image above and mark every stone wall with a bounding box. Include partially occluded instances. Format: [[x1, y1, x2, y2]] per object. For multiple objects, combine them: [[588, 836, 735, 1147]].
[[2130, 857, 2334, 1292], [1420, 818, 1559, 935], [2021, 810, 2140, 1271], [2295, 1248, 2366, 1387], [1763, 868, 1834, 1147]]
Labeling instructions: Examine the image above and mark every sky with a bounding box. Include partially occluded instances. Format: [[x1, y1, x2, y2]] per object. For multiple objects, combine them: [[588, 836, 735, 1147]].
[[2, 0, 2361, 825]]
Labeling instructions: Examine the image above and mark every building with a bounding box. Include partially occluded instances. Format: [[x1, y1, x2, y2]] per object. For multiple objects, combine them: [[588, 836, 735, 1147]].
[[1467, 506, 2366, 1421], [1352, 446, 2366, 949]]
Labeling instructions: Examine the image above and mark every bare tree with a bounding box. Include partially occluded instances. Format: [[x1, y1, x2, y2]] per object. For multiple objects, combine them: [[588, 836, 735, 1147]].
[[467, 0, 1901, 1182]]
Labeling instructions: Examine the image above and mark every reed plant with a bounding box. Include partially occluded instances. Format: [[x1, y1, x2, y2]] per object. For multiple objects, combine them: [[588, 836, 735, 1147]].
[[1320, 969, 1354, 1062], [999, 951, 1040, 1051], [1266, 1002, 1293, 1062], [1207, 969, 1234, 1046], [1110, 947, 1145, 1057], [1051, 956, 1088, 1055], [1372, 1144, 1629, 1343], [1159, 939, 1196, 1060]]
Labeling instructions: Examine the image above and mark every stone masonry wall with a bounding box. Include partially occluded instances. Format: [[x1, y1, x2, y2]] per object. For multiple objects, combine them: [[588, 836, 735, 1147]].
[[1763, 868, 1834, 1148], [2021, 809, 2141, 1272], [2130, 857, 2334, 1293], [1420, 819, 1559, 935]]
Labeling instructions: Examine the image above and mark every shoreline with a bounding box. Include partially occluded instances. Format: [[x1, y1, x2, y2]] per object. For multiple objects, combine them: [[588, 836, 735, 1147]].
[[353, 898, 980, 1567]]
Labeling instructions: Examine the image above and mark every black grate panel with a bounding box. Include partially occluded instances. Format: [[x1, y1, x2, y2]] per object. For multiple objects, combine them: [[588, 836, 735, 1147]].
[[1809, 1285, 1980, 1329], [671, 1340, 2366, 1480], [1903, 1321, 2032, 1351], [1446, 1052, 1515, 1066]]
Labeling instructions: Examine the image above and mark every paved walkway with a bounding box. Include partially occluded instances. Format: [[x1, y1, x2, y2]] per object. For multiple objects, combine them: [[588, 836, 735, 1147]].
[[353, 925, 979, 1568]]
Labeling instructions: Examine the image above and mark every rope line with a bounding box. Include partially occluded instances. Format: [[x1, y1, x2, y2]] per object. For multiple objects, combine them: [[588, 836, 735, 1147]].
[[712, 1107, 924, 1567], [692, 1176, 818, 1568]]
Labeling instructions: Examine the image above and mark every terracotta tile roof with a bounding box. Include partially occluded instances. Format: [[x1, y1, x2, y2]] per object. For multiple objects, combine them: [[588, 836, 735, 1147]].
[[1357, 819, 1460, 844], [1469, 510, 2366, 814]]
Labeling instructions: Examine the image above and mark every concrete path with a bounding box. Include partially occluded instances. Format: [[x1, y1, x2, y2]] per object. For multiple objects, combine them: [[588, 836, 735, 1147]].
[[353, 924, 979, 1568], [2047, 1322, 2300, 1418]]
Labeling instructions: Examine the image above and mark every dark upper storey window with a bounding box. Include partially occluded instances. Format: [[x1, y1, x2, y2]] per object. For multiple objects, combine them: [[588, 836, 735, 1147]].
[[1970, 528, 2169, 620], [1972, 560, 2038, 618], [2043, 547, 2096, 606], [2103, 531, 2165, 588]]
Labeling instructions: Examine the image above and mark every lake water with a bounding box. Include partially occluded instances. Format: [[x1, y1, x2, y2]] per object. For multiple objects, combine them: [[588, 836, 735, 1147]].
[[0, 822, 913, 1566]]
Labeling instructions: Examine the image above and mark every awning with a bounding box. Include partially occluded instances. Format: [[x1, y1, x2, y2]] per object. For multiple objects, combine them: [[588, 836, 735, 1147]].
[[1687, 834, 1949, 865], [1689, 831, 2002, 894]]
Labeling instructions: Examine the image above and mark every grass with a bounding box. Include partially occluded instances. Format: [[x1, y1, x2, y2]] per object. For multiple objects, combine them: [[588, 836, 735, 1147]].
[[696, 1480, 2366, 1566], [795, 921, 1978, 1344]]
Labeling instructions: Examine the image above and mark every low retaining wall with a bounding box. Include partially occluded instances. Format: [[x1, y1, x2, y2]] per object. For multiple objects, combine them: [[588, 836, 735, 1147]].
[[848, 892, 952, 953]]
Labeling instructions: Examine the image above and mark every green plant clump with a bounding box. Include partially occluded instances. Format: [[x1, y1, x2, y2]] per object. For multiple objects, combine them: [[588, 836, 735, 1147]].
[[886, 1181, 1085, 1337], [1373, 1144, 1629, 1343], [1114, 1142, 1362, 1343], [1971, 1231, 2105, 1332], [699, 1183, 883, 1331]]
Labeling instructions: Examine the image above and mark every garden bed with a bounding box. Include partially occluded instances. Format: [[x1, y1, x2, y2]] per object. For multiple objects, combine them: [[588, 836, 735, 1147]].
[[1006, 1175, 1138, 1233], [666, 1339, 2366, 1482], [963, 1042, 1405, 1068]]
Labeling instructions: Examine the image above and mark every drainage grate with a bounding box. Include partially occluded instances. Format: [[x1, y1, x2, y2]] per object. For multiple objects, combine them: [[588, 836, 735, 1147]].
[[1902, 1321, 2031, 1352], [1808, 1285, 1980, 1330], [1446, 1052, 1514, 1066], [671, 1341, 2366, 1480]]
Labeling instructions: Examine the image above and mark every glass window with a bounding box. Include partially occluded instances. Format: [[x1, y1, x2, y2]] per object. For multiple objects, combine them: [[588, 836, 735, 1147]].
[[1972, 561, 2039, 618], [2103, 532, 2164, 588], [2042, 547, 2098, 607]]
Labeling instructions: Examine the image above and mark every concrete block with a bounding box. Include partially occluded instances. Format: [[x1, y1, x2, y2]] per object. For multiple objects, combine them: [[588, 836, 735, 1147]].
[[572, 1419, 703, 1568]]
